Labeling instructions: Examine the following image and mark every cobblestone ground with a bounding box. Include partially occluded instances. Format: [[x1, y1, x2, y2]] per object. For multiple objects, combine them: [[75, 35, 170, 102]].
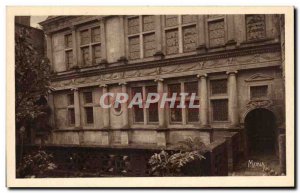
[[230, 153, 282, 176]]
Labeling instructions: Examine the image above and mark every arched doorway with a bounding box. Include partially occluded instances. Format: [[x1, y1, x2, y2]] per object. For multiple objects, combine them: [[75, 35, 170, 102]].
[[245, 108, 276, 155]]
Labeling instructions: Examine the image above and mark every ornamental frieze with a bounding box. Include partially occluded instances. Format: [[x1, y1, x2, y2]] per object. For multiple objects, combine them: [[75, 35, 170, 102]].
[[246, 99, 273, 109]]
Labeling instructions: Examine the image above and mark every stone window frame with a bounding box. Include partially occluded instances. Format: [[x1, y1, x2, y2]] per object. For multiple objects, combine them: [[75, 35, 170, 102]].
[[245, 14, 267, 42], [76, 22, 103, 67], [247, 81, 272, 101], [208, 75, 229, 123], [165, 77, 200, 126], [80, 88, 95, 127], [63, 31, 73, 70], [162, 15, 199, 55], [129, 81, 159, 126], [125, 15, 157, 60], [205, 15, 228, 48], [66, 92, 75, 127]]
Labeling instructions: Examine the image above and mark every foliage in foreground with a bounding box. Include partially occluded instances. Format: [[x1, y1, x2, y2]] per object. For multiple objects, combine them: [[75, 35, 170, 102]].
[[17, 150, 57, 178], [148, 137, 207, 176]]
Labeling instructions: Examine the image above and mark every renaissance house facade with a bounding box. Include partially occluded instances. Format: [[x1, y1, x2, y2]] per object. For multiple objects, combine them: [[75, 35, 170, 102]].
[[39, 15, 285, 157]]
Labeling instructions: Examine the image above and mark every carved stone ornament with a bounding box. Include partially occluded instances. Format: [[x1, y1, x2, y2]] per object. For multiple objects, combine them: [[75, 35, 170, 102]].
[[245, 73, 274, 82], [246, 99, 273, 109]]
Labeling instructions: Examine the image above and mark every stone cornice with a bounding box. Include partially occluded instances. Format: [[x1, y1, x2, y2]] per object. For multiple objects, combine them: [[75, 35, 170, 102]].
[[51, 42, 281, 83]]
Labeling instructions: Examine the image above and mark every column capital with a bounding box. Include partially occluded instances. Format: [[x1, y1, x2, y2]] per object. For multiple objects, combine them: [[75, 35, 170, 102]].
[[154, 77, 164, 82], [197, 73, 207, 78], [99, 84, 108, 88], [71, 87, 78, 91], [118, 81, 127, 86], [226, 70, 238, 75]]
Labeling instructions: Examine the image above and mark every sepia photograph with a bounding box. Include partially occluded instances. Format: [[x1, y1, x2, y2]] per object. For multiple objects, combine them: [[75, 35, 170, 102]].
[[6, 6, 294, 188]]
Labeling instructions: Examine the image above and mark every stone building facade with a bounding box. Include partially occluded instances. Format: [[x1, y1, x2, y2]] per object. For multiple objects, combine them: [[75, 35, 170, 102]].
[[39, 15, 285, 156]]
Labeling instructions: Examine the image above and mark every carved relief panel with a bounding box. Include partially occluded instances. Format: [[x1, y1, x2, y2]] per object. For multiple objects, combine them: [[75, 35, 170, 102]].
[[165, 15, 178, 27], [183, 25, 197, 52], [143, 33, 156, 58], [142, 15, 155, 32], [129, 36, 140, 59], [246, 14, 266, 41], [165, 29, 179, 55], [208, 19, 225, 47], [128, 17, 140, 35]]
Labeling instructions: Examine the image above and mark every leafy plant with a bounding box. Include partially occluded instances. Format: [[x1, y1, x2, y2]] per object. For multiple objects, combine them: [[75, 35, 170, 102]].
[[148, 137, 207, 176], [17, 150, 57, 178]]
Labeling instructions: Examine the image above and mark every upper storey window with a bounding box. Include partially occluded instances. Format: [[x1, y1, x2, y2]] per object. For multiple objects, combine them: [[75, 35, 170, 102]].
[[245, 14, 266, 41], [79, 26, 101, 66], [64, 34, 73, 69], [207, 15, 226, 47], [164, 15, 198, 55], [127, 16, 156, 60]]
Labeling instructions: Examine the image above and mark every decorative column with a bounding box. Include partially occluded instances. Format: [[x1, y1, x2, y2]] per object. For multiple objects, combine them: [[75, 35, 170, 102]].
[[155, 78, 166, 147], [100, 84, 110, 145], [227, 71, 239, 127], [71, 26, 78, 66], [119, 82, 129, 145], [197, 74, 208, 127]]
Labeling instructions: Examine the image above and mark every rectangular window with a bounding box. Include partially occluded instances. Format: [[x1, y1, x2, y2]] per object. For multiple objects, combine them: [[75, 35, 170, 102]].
[[250, 85, 268, 99], [182, 25, 197, 53], [129, 36, 140, 60], [91, 27, 101, 43], [65, 34, 72, 48], [131, 87, 144, 123], [184, 81, 198, 97], [80, 30, 90, 45], [170, 101, 182, 122], [85, 107, 94, 124], [211, 79, 227, 95], [165, 29, 179, 55], [182, 15, 197, 24], [187, 100, 199, 123], [143, 33, 156, 58], [92, 44, 101, 63], [81, 47, 90, 66], [246, 15, 266, 41], [165, 15, 178, 27], [208, 19, 225, 47], [168, 83, 181, 97], [211, 99, 228, 121], [67, 93, 74, 105], [83, 92, 93, 103], [68, 108, 75, 125], [65, 50, 73, 67], [143, 15, 155, 32], [128, 17, 140, 35], [146, 85, 158, 123]]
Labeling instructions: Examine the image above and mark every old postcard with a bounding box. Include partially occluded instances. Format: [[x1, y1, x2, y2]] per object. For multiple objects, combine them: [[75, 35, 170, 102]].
[[6, 6, 294, 187]]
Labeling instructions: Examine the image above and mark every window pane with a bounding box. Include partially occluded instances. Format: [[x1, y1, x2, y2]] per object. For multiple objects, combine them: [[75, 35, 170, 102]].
[[81, 47, 90, 66], [65, 50, 73, 67], [133, 105, 144, 123], [184, 81, 198, 97], [166, 29, 179, 55], [85, 107, 94, 124], [165, 15, 178, 27], [131, 87, 143, 97], [182, 15, 197, 24], [128, 17, 140, 35], [67, 93, 74, 105], [170, 101, 182, 122], [208, 19, 225, 47], [129, 36, 140, 60], [80, 30, 90, 45], [91, 27, 101, 42], [211, 79, 227, 95], [143, 15, 155, 32], [143, 33, 156, 58], [250, 85, 268, 99], [65, 34, 72, 48], [211, 99, 228, 121], [183, 25, 197, 52], [68, 108, 75, 125], [92, 44, 101, 63], [83, 92, 93, 103], [148, 102, 158, 122], [168, 83, 181, 97], [187, 100, 199, 122], [246, 15, 266, 41]]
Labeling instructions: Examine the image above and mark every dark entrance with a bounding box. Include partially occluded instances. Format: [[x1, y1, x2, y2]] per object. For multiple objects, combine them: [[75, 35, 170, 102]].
[[245, 108, 276, 155]]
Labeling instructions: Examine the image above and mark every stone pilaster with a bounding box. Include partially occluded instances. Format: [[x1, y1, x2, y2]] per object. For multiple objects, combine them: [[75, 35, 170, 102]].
[[197, 74, 208, 127], [119, 82, 129, 145], [71, 26, 78, 66], [155, 78, 166, 147], [197, 15, 207, 54], [100, 84, 110, 129], [227, 71, 239, 127], [226, 15, 237, 49]]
